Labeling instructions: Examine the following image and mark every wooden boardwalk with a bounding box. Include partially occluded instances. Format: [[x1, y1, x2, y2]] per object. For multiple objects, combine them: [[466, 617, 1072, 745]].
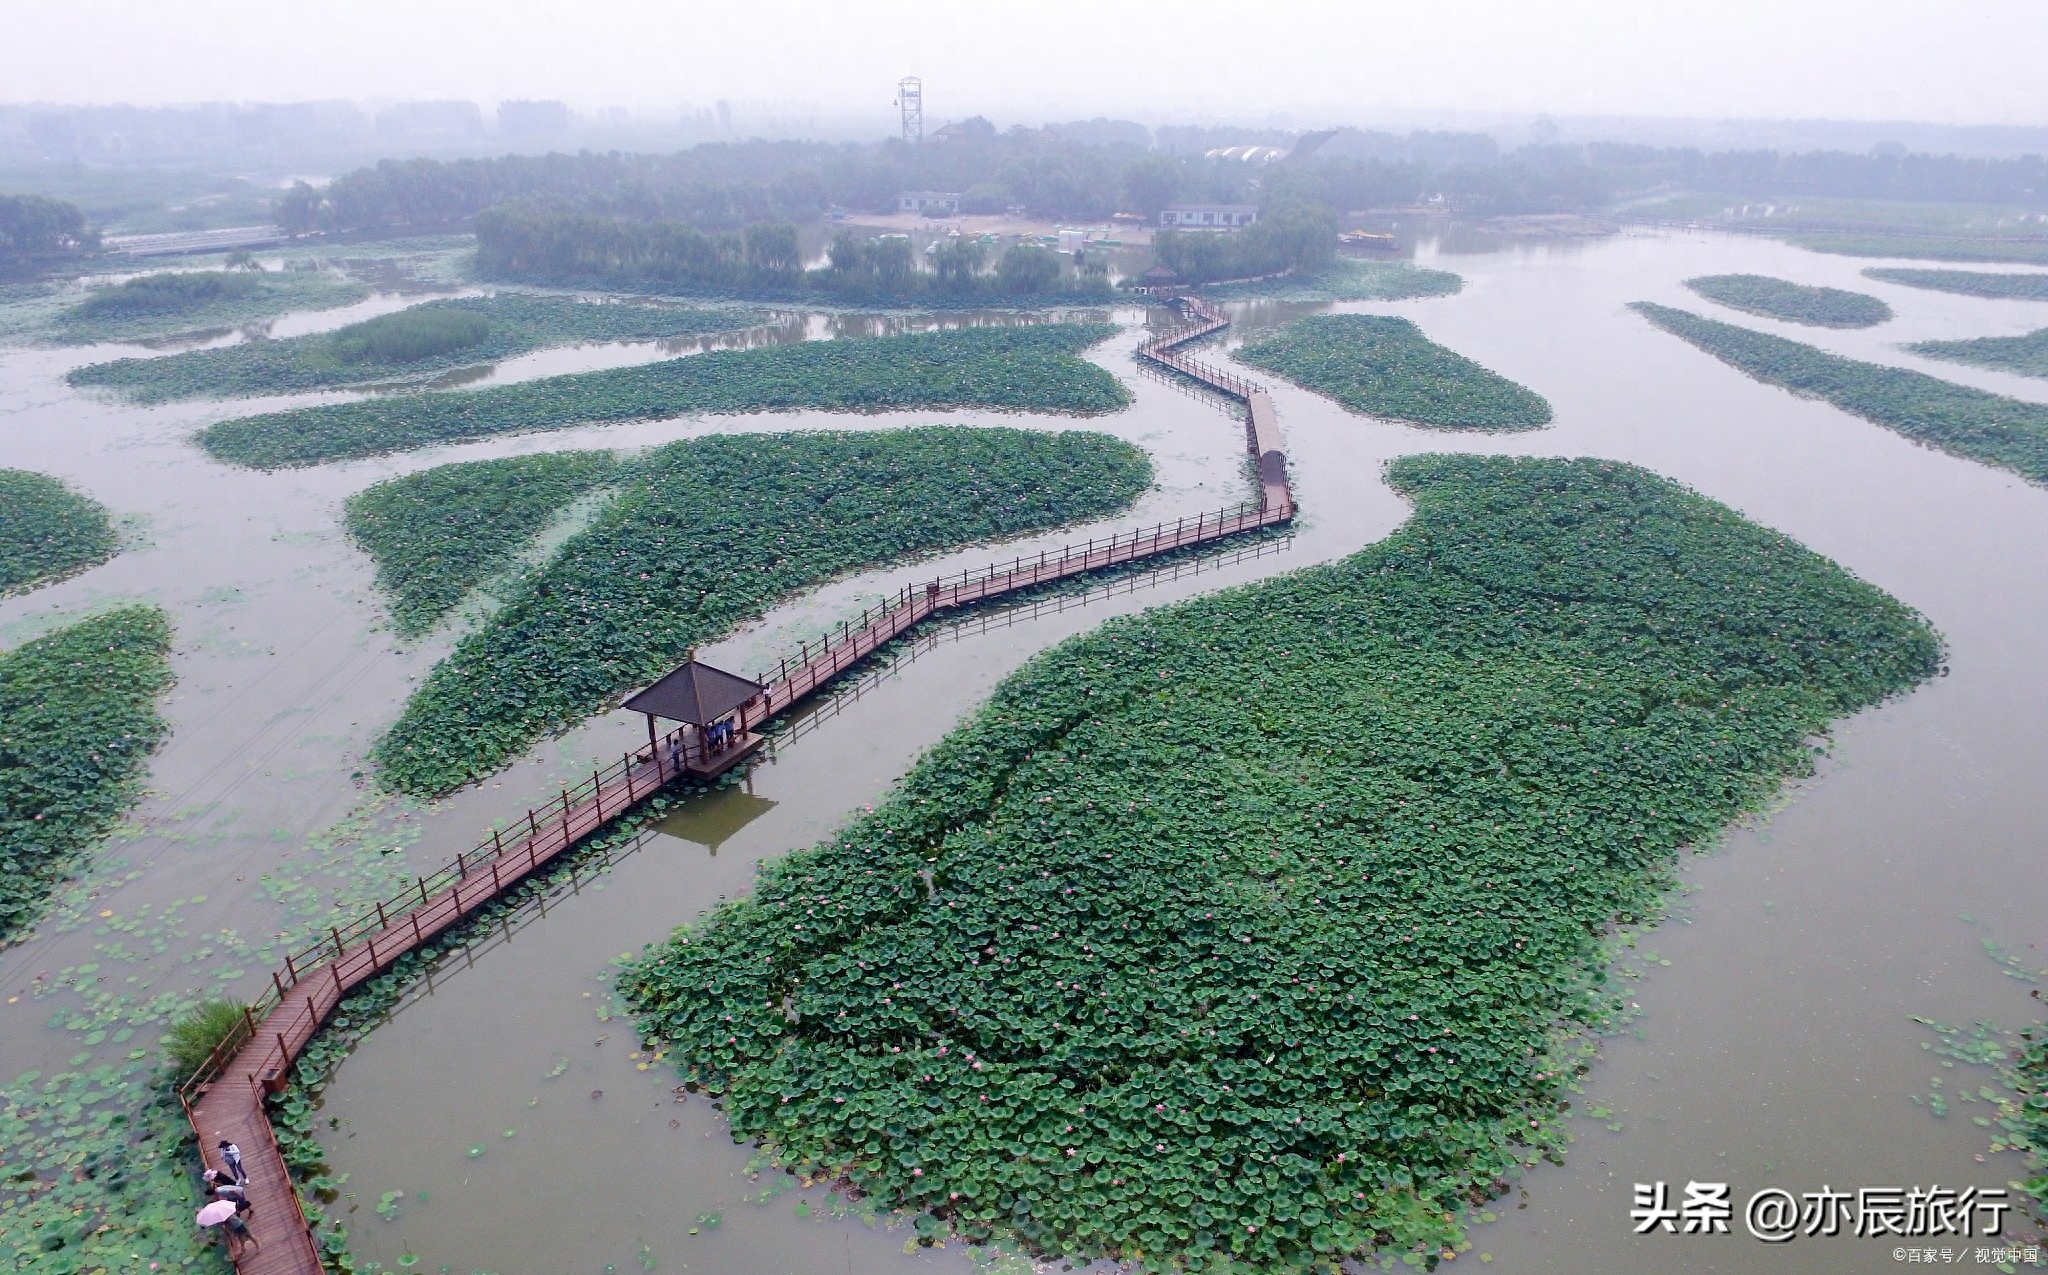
[[177, 292, 1290, 1275]]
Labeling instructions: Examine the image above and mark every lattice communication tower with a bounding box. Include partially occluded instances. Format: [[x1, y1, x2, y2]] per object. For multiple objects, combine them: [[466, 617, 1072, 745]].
[[896, 77, 923, 143]]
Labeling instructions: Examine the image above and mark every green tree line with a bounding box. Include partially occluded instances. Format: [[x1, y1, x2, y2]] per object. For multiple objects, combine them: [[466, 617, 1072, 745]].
[[0, 193, 97, 276], [278, 129, 2048, 239], [475, 201, 1109, 301]]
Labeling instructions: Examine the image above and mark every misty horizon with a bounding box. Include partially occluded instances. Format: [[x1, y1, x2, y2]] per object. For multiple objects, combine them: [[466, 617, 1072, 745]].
[[7, 0, 2046, 128]]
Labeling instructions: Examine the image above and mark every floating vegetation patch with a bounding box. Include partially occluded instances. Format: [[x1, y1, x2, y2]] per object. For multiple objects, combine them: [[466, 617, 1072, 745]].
[[1204, 260, 1463, 303], [2019, 1030, 2048, 1222], [375, 426, 1153, 795], [0, 1051, 213, 1275], [50, 270, 371, 344], [344, 450, 622, 638], [1863, 268, 2048, 302], [67, 294, 765, 403], [623, 455, 1939, 1273], [1633, 302, 2048, 486], [1683, 274, 1893, 328], [1792, 234, 2048, 267], [1908, 327, 2048, 379], [0, 469, 118, 596], [0, 790, 436, 1275], [1912, 1018, 2048, 1225], [1235, 314, 1551, 430], [196, 323, 1131, 469], [0, 606, 174, 944]]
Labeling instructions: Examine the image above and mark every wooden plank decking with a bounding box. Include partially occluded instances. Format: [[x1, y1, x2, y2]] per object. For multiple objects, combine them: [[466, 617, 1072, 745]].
[[177, 291, 1291, 1275]]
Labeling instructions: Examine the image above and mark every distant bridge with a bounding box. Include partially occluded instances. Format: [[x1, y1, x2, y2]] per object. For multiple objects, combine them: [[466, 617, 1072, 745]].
[[104, 225, 291, 258]]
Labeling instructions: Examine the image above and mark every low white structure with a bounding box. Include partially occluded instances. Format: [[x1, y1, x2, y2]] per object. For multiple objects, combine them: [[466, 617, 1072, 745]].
[[898, 190, 962, 215], [1159, 204, 1261, 229], [1204, 145, 1287, 164]]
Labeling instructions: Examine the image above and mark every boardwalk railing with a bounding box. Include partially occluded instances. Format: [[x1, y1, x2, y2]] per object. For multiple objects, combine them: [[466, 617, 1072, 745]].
[[747, 501, 1288, 727], [176, 291, 1293, 1275]]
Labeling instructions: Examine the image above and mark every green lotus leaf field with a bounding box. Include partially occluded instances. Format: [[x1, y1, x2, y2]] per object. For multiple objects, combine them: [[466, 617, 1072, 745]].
[[623, 454, 1938, 1273], [1634, 301, 2048, 485], [1, 606, 175, 943], [1908, 326, 2048, 379], [1682, 273, 1893, 328], [68, 294, 764, 403], [0, 469, 118, 597], [196, 323, 1131, 469], [374, 426, 1153, 795], [1862, 268, 2048, 301], [1235, 314, 1551, 430], [344, 450, 623, 638]]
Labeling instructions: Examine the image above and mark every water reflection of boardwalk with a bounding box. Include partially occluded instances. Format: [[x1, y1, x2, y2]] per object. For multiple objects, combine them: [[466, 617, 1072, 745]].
[[176, 292, 1293, 1275]]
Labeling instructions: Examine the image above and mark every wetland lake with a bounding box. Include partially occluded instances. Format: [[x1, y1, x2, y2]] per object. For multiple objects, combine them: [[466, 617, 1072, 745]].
[[2, 229, 2043, 1273]]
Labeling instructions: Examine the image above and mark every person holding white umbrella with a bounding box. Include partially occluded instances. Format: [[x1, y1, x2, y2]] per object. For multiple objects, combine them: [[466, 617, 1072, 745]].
[[196, 1199, 258, 1257]]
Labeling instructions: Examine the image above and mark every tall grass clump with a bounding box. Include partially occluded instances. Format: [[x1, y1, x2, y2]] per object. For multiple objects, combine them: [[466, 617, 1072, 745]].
[[331, 307, 488, 362], [162, 999, 248, 1081], [623, 455, 1938, 1273], [71, 271, 261, 318], [51, 270, 370, 344]]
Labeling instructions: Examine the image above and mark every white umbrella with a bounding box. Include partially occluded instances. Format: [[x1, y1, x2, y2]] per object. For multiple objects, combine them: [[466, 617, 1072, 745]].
[[196, 1200, 237, 1227]]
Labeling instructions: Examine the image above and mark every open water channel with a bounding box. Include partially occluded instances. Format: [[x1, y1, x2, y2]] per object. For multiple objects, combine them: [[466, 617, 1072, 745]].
[[1, 229, 2044, 1274]]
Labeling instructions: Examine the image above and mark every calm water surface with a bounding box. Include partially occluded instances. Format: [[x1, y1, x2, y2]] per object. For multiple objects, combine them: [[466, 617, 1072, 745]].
[[2, 231, 2043, 1273]]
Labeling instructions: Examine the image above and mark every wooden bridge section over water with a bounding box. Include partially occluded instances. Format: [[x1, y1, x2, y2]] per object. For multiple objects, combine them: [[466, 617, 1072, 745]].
[[179, 295, 1292, 1275]]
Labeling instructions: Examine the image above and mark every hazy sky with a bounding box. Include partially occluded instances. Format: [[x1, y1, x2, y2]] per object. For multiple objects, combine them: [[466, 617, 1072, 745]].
[[9, 0, 2045, 127]]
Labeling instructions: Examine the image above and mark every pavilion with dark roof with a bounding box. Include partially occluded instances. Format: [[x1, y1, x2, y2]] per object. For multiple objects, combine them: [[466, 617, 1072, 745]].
[[623, 658, 766, 780]]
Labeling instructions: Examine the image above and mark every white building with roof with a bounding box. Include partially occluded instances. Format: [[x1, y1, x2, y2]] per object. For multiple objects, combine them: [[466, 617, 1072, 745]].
[[1159, 204, 1261, 229], [898, 191, 962, 215]]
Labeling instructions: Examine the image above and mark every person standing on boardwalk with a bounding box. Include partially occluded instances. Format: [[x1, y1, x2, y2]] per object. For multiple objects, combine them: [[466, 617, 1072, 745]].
[[197, 1200, 257, 1257], [223, 1209, 259, 1256], [217, 1138, 247, 1185]]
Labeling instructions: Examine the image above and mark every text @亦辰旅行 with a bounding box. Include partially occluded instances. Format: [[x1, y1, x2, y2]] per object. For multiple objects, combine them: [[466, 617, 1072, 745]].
[[1630, 1182, 2027, 1243]]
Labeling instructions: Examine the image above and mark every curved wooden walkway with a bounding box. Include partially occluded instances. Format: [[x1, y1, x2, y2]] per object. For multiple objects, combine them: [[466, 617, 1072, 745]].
[[178, 293, 1292, 1275]]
